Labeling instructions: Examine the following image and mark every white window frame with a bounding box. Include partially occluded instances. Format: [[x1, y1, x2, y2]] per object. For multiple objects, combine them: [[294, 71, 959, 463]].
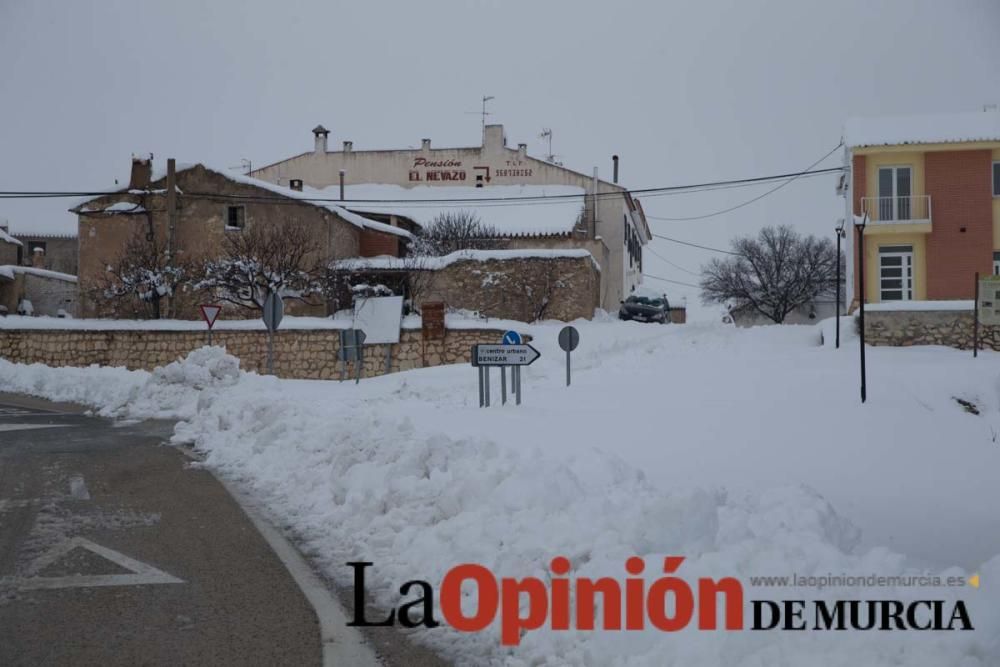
[[876, 165, 913, 221], [878, 245, 914, 301]]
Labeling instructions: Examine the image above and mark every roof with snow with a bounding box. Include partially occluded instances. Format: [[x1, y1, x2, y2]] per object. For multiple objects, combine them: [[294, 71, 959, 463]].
[[845, 111, 1000, 148], [71, 163, 412, 240], [0, 265, 77, 282], [329, 183, 586, 237], [0, 228, 23, 246], [332, 248, 600, 272]]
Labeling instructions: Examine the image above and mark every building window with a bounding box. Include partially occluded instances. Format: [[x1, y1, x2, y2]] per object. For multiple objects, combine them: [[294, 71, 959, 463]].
[[878, 245, 913, 301], [993, 251, 1000, 276], [876, 166, 912, 220], [993, 161, 1000, 197], [226, 206, 245, 230]]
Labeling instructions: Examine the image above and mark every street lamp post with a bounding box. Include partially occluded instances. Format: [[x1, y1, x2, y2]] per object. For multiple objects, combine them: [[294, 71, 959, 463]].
[[836, 218, 846, 349], [855, 214, 868, 403]]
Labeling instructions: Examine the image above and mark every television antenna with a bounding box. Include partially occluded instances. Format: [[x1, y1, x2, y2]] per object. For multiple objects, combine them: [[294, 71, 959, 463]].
[[465, 95, 495, 144], [539, 128, 562, 166]]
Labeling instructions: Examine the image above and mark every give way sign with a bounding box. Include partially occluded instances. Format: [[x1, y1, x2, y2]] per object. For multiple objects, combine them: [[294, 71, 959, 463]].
[[199, 304, 222, 329]]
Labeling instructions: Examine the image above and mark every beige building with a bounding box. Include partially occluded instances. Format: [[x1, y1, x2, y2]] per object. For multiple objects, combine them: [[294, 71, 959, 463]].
[[251, 124, 651, 310]]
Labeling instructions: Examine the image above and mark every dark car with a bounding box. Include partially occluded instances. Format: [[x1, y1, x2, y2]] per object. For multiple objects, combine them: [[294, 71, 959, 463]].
[[619, 293, 671, 323]]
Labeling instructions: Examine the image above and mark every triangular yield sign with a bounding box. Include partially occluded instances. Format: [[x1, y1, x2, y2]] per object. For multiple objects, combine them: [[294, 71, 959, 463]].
[[11, 537, 184, 591], [199, 304, 222, 329]]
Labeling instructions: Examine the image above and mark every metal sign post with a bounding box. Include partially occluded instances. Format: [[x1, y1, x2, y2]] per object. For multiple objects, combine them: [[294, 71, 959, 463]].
[[558, 326, 580, 387], [262, 292, 284, 375], [199, 304, 222, 346], [974, 272, 980, 358], [499, 330, 521, 406], [472, 343, 539, 408], [338, 329, 367, 383]]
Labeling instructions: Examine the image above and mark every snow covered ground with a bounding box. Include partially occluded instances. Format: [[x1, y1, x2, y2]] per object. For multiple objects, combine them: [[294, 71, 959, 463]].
[[2, 319, 999, 665]]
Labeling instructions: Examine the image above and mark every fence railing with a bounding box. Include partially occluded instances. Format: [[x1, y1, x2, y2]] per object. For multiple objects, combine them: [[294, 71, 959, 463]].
[[860, 195, 931, 223]]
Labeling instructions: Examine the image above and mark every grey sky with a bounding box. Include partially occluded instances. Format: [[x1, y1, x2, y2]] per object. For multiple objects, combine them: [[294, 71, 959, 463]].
[[2, 0, 998, 307]]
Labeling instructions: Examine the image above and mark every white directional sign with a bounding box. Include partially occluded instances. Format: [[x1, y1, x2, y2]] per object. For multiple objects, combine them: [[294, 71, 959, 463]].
[[472, 344, 540, 367]]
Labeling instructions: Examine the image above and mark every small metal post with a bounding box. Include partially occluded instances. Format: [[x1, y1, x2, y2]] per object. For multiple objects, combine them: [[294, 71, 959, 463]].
[[566, 349, 571, 386], [974, 272, 980, 358], [484, 367, 491, 407], [478, 367, 484, 407], [835, 223, 843, 349], [207, 328, 213, 347], [267, 331, 275, 375], [501, 366, 507, 405], [355, 344, 362, 384], [515, 366, 521, 405]]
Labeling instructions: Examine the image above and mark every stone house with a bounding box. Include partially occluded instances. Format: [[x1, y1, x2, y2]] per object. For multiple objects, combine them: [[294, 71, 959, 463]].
[[0, 224, 22, 266], [72, 158, 413, 319], [250, 123, 651, 310], [13, 232, 78, 275]]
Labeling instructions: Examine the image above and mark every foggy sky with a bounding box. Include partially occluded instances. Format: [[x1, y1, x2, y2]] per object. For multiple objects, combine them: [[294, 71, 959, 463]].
[[2, 0, 998, 308]]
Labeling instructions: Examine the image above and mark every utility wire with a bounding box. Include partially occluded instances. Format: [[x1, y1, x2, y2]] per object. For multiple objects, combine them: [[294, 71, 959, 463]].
[[645, 142, 844, 221], [0, 166, 844, 204], [641, 273, 701, 289], [643, 245, 701, 276], [651, 233, 741, 256]]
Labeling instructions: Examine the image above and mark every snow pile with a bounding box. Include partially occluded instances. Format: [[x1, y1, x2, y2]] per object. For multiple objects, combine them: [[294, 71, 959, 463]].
[[3, 323, 1000, 665], [0, 227, 22, 246]]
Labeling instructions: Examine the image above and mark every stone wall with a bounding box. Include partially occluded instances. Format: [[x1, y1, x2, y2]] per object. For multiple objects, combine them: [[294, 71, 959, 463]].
[[0, 326, 522, 379], [0, 272, 78, 317], [864, 308, 1000, 350], [422, 255, 600, 322]]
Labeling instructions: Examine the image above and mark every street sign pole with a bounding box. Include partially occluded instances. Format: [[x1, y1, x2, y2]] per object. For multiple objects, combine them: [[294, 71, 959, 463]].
[[484, 367, 491, 406], [500, 366, 507, 405], [974, 272, 980, 358], [515, 366, 521, 405], [267, 333, 275, 375], [262, 292, 284, 376], [558, 326, 580, 387]]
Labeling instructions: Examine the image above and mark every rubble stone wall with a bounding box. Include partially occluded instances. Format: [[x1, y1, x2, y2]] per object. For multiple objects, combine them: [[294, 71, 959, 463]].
[[0, 326, 522, 379], [864, 308, 1000, 350]]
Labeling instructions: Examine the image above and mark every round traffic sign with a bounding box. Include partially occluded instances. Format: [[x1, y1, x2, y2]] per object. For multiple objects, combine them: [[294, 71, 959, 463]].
[[502, 330, 522, 345], [558, 326, 580, 352]]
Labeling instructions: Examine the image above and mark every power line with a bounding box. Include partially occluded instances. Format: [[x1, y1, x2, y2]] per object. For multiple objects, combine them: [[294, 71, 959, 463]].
[[645, 142, 844, 221], [641, 273, 701, 289], [651, 233, 741, 256], [643, 245, 701, 276], [0, 166, 844, 205]]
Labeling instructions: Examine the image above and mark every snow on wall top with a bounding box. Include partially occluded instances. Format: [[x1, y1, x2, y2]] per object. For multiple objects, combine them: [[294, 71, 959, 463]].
[[332, 183, 587, 237], [0, 228, 23, 246], [0, 265, 78, 282], [332, 248, 600, 272], [845, 111, 1000, 148]]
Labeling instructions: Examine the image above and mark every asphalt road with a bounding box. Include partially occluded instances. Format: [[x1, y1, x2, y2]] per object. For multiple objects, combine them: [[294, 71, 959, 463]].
[[0, 393, 324, 666], [0, 393, 453, 667]]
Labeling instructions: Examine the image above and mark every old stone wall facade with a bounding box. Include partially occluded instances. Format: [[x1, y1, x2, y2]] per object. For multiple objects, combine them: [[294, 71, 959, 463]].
[[13, 234, 79, 275], [0, 326, 521, 379], [0, 271, 78, 317], [864, 308, 1000, 350]]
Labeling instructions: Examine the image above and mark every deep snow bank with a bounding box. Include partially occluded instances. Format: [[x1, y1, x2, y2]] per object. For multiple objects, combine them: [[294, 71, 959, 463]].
[[2, 336, 998, 665]]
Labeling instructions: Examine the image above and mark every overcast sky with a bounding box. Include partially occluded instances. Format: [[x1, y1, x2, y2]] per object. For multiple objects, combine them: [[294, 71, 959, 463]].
[[2, 0, 998, 308]]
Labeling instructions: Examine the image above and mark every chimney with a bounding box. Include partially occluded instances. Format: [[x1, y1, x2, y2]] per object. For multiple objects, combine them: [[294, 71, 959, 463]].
[[483, 124, 505, 152], [129, 156, 152, 190], [312, 125, 329, 154], [517, 143, 527, 159], [612, 155, 619, 184], [339, 169, 345, 201], [289, 178, 304, 191], [421, 138, 431, 151], [32, 246, 45, 269], [343, 140, 353, 153]]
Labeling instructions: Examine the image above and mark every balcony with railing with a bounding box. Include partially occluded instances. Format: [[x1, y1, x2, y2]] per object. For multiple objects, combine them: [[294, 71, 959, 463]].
[[859, 195, 932, 229]]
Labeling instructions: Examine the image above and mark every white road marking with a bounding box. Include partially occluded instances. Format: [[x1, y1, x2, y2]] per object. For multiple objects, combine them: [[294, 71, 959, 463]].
[[0, 423, 70, 432], [10, 537, 184, 591], [69, 475, 90, 500], [214, 473, 382, 667]]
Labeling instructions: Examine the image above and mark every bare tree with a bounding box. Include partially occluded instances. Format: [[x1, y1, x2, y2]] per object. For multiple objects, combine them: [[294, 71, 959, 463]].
[[196, 222, 327, 310], [700, 225, 843, 324], [411, 210, 503, 255], [97, 228, 191, 319]]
